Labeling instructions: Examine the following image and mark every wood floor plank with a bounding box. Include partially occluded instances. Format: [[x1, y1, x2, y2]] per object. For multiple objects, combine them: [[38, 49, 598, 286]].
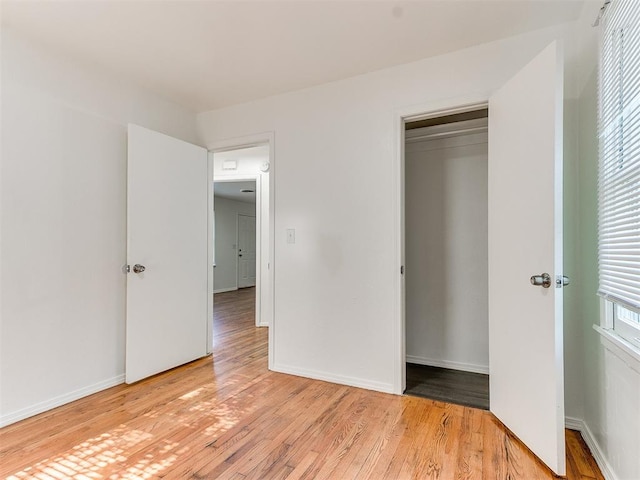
[[280, 450, 318, 480], [565, 430, 606, 480], [455, 406, 483, 480], [0, 287, 605, 480], [326, 393, 397, 479], [378, 396, 433, 479], [353, 400, 408, 479]]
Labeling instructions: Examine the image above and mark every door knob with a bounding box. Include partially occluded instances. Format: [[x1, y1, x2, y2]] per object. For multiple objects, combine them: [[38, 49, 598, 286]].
[[556, 275, 570, 287], [530, 273, 551, 288], [132, 264, 146, 274]]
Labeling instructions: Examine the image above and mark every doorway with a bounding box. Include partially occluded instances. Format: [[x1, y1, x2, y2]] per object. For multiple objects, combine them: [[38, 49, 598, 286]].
[[403, 108, 489, 410], [210, 140, 273, 354]]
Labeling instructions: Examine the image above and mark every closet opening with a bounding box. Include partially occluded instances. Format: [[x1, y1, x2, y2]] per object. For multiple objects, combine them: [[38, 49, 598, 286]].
[[403, 107, 490, 410]]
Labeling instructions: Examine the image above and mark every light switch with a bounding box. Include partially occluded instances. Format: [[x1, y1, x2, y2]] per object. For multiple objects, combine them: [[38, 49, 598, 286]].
[[286, 228, 296, 244]]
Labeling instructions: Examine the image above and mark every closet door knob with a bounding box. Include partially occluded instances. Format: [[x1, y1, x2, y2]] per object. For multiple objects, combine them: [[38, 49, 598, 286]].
[[530, 273, 551, 288]]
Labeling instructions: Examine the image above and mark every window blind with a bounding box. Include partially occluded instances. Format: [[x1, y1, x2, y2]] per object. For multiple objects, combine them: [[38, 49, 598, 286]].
[[598, 0, 640, 312]]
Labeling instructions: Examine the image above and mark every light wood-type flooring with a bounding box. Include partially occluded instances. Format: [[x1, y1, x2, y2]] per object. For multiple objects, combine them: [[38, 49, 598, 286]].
[[1, 287, 603, 479]]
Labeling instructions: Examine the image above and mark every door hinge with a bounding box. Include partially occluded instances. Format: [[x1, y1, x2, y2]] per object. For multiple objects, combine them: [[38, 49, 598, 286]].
[[401, 265, 405, 275]]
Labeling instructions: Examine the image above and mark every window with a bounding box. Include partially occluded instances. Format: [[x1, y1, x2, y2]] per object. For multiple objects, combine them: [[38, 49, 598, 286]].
[[614, 305, 640, 349], [597, 0, 640, 349]]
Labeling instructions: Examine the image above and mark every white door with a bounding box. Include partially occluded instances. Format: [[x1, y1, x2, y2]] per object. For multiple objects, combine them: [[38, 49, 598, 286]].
[[237, 214, 257, 288], [488, 41, 565, 475], [126, 124, 208, 384]]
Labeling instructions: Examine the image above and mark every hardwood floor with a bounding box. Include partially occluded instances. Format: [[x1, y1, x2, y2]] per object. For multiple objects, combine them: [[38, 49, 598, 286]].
[[405, 363, 490, 410], [0, 287, 603, 479]]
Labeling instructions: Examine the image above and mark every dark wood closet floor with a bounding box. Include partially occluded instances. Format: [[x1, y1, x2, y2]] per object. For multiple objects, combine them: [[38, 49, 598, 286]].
[[405, 363, 490, 410]]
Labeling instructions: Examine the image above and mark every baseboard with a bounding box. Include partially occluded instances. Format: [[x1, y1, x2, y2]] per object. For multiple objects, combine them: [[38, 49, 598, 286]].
[[214, 287, 237, 294], [564, 416, 583, 431], [0, 374, 125, 428], [405, 355, 489, 375], [564, 417, 618, 480], [271, 363, 395, 394]]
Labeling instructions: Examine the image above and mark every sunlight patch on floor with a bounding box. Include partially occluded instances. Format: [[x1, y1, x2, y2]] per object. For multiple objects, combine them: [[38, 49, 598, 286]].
[[6, 426, 154, 480], [178, 387, 204, 400], [6, 395, 253, 479]]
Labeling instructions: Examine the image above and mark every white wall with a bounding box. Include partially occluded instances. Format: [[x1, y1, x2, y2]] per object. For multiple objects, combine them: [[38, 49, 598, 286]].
[[197, 22, 585, 394], [0, 31, 199, 426], [405, 132, 488, 374], [214, 195, 256, 292], [214, 145, 270, 176], [563, 96, 586, 423]]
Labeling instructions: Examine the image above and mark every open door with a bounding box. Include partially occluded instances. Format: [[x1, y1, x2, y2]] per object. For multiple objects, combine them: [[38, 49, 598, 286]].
[[488, 41, 565, 475], [126, 124, 208, 384]]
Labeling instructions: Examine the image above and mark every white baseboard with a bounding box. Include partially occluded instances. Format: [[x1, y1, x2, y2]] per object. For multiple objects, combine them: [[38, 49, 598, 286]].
[[214, 287, 237, 294], [564, 415, 583, 430], [405, 355, 489, 375], [271, 363, 395, 394], [564, 416, 618, 480], [0, 374, 125, 428]]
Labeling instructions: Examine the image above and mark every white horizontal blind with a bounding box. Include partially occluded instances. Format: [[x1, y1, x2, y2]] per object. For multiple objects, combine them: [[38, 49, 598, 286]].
[[598, 0, 640, 312]]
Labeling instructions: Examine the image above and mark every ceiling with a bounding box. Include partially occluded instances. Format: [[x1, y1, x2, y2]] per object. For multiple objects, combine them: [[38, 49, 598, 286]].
[[1, 1, 588, 113], [214, 181, 257, 204]]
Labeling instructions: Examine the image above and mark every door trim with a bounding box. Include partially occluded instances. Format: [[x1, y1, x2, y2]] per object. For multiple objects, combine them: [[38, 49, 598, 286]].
[[393, 96, 489, 395], [208, 132, 275, 370]]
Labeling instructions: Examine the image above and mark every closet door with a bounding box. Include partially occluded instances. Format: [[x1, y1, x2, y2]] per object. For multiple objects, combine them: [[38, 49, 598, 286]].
[[488, 41, 565, 476]]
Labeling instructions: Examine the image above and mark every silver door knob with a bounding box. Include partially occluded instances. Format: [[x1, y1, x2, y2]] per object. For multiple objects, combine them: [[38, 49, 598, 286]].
[[132, 264, 146, 274], [556, 275, 570, 287], [530, 273, 551, 288]]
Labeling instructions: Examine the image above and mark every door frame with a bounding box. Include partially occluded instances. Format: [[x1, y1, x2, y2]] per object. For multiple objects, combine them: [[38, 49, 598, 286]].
[[236, 212, 258, 289], [208, 132, 275, 369], [393, 95, 489, 395]]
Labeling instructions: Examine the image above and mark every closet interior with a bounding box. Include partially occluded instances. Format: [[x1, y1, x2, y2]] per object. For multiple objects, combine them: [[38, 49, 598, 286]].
[[404, 108, 490, 410]]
